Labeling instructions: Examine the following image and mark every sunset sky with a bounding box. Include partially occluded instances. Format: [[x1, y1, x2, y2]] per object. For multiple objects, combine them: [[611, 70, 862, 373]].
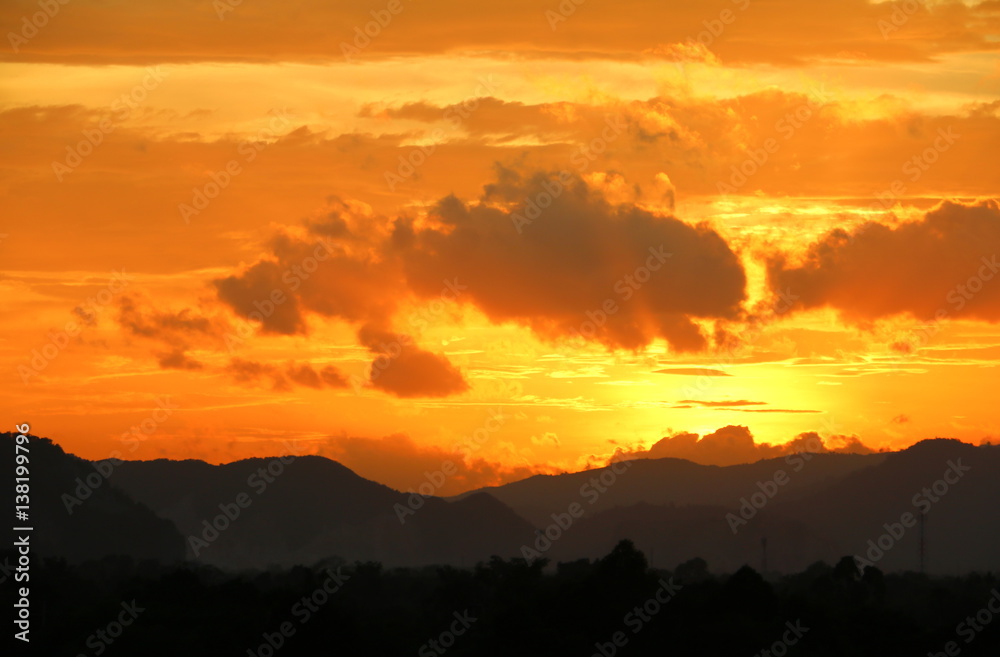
[[2, 0, 999, 495]]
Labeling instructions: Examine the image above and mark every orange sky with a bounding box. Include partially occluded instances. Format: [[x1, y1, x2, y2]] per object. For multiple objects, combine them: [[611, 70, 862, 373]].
[[2, 0, 999, 495]]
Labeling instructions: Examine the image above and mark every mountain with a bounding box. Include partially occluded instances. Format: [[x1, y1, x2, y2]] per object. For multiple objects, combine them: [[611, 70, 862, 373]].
[[774, 438, 1000, 573], [10, 432, 998, 575], [0, 433, 184, 563], [453, 450, 882, 526], [106, 453, 537, 569], [458, 439, 1000, 574]]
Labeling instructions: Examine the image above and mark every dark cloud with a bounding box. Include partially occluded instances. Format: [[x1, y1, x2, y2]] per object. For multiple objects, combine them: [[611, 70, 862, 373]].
[[225, 358, 349, 391], [157, 348, 203, 371], [768, 201, 1000, 322], [209, 169, 747, 399], [286, 362, 349, 389], [394, 169, 746, 351], [214, 260, 307, 335]]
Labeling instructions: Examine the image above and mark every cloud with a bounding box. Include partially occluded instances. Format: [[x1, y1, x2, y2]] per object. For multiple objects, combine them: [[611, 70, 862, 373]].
[[157, 348, 204, 371], [210, 168, 747, 398], [212, 211, 470, 398], [214, 261, 307, 335], [225, 358, 349, 391], [618, 425, 874, 466], [117, 295, 225, 369], [4, 0, 997, 65], [768, 200, 1000, 322], [394, 168, 746, 351], [287, 362, 349, 388], [212, 212, 407, 332], [530, 432, 560, 447], [361, 326, 469, 398]]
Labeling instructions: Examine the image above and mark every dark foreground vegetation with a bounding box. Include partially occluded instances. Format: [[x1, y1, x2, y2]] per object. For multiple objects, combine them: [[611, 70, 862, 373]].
[[5, 541, 999, 657]]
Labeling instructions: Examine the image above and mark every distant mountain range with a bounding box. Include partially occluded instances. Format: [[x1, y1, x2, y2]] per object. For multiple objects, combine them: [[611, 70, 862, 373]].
[[3, 433, 997, 574], [462, 439, 999, 574]]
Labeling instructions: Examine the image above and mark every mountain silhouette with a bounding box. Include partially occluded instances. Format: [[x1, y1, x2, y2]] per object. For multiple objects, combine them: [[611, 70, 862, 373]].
[[454, 451, 880, 525], [0, 433, 184, 563], [107, 453, 536, 568], [458, 439, 1000, 574], [8, 433, 998, 576]]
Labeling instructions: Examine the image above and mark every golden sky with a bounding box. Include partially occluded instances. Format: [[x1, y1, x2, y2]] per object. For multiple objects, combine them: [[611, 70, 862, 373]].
[[2, 0, 999, 494]]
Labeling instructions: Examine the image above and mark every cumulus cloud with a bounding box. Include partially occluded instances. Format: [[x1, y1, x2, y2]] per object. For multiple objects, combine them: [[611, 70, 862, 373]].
[[213, 226, 403, 336], [618, 425, 874, 466], [209, 168, 747, 399], [394, 168, 746, 351], [768, 201, 1000, 322]]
